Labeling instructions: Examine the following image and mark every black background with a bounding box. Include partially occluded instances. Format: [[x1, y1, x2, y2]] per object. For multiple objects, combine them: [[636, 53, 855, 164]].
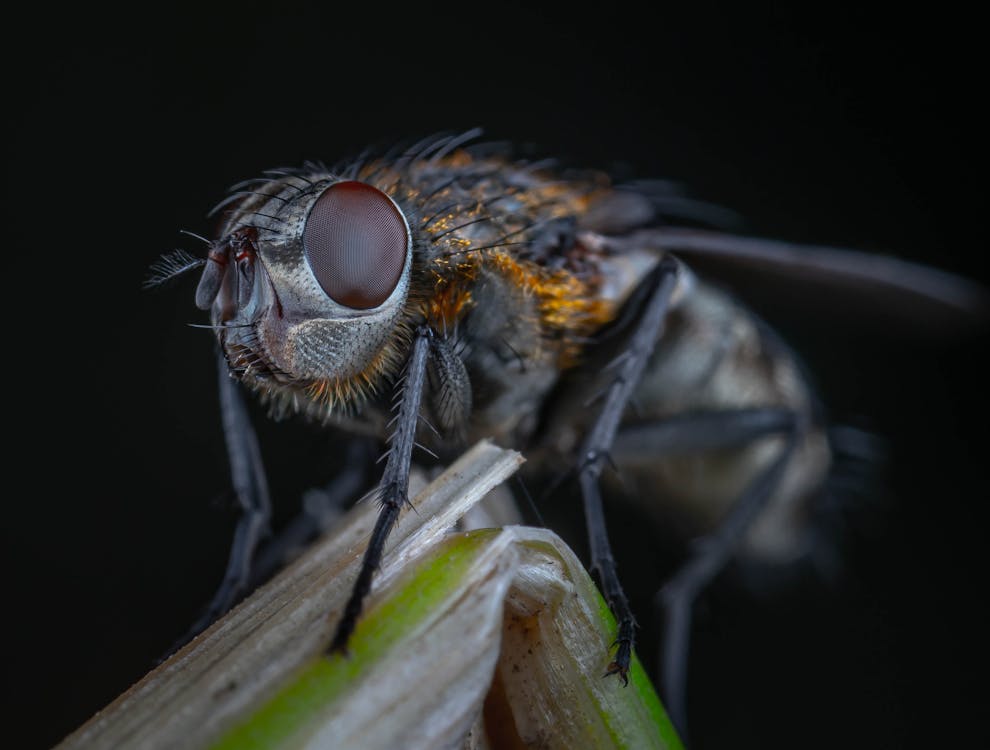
[[8, 4, 987, 749]]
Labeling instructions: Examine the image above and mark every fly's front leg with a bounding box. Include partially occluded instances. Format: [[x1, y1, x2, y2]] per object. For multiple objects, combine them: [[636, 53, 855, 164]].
[[578, 257, 681, 684], [174, 351, 273, 649], [329, 326, 431, 653]]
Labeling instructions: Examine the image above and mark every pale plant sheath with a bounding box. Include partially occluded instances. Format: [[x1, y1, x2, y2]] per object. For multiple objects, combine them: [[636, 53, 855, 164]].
[[58, 441, 681, 750]]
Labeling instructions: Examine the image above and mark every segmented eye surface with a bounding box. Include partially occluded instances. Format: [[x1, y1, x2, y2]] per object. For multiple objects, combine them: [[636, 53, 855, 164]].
[[302, 181, 409, 309]]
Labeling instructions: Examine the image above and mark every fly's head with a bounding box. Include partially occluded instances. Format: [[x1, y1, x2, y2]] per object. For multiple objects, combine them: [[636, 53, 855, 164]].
[[195, 175, 415, 416]]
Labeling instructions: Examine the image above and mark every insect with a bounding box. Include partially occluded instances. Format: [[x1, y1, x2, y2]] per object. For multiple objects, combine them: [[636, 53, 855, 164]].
[[148, 130, 987, 737]]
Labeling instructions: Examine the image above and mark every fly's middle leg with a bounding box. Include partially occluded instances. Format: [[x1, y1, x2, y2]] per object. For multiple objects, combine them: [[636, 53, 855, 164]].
[[576, 257, 681, 684]]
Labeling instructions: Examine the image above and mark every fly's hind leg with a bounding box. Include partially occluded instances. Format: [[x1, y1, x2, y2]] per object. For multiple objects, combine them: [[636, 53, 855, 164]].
[[577, 257, 681, 684], [613, 408, 801, 737]]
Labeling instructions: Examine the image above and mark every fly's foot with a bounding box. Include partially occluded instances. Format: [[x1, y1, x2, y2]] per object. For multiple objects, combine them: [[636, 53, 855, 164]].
[[604, 618, 635, 686]]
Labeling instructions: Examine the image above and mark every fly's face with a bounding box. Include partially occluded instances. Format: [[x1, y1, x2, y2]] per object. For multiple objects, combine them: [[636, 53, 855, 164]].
[[195, 177, 414, 413]]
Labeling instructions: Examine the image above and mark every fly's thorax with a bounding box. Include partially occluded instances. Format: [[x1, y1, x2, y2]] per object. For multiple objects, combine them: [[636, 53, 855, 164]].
[[204, 175, 414, 411]]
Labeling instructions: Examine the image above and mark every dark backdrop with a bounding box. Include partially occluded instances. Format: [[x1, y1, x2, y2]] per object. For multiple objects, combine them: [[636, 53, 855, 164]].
[[8, 4, 986, 749]]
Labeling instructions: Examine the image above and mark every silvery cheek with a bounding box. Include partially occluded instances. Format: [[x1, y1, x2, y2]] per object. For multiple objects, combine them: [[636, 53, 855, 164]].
[[275, 313, 405, 381]]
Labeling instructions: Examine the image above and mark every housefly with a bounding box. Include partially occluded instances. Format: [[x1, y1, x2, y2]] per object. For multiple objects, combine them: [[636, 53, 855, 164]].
[[148, 130, 987, 736]]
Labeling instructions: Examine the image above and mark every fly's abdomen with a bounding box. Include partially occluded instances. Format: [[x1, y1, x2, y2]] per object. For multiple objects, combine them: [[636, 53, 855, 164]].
[[611, 282, 832, 564]]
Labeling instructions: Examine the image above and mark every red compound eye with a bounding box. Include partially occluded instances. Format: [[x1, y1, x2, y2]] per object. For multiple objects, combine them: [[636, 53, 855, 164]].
[[302, 181, 409, 309]]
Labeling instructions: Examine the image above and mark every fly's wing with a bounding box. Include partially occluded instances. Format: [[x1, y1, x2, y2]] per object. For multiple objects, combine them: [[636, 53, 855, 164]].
[[579, 188, 989, 337], [629, 228, 988, 336]]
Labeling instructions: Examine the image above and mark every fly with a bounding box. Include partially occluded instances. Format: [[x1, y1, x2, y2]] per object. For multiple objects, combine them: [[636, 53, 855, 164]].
[[148, 130, 988, 736]]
